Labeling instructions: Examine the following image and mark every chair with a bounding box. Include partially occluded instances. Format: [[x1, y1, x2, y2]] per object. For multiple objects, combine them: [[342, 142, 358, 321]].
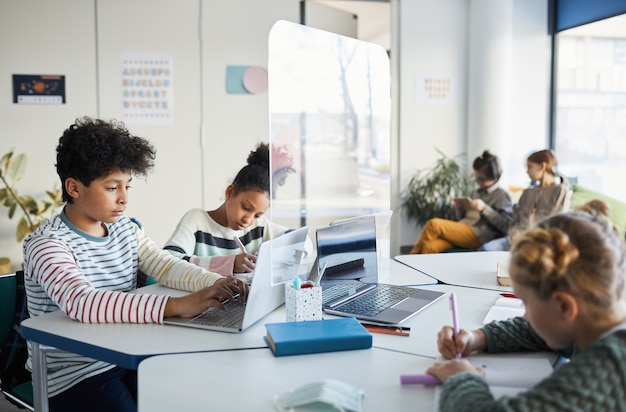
[[0, 271, 34, 410]]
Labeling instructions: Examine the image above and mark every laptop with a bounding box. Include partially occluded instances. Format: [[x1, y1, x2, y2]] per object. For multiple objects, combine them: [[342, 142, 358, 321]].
[[309, 216, 444, 325], [164, 226, 309, 333]]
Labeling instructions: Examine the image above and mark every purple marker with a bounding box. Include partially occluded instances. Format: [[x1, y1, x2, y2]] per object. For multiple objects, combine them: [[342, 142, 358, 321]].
[[450, 292, 461, 359], [400, 374, 442, 385]]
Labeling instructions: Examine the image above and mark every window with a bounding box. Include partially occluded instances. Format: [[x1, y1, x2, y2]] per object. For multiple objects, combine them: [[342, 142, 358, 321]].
[[554, 14, 626, 201]]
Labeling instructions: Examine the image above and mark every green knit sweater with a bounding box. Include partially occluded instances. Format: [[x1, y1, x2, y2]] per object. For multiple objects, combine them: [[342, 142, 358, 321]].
[[438, 317, 626, 411]]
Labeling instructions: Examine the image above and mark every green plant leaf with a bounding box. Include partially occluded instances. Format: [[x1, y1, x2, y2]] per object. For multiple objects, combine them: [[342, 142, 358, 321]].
[[8, 202, 17, 219], [401, 149, 473, 226], [7, 153, 28, 182], [3, 195, 15, 208], [0, 150, 14, 177], [20, 196, 39, 215], [17, 217, 32, 242], [0, 151, 65, 242]]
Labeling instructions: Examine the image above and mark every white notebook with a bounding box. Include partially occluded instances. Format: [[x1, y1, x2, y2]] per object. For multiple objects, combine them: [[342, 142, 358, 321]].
[[434, 355, 553, 409], [482, 297, 525, 325]]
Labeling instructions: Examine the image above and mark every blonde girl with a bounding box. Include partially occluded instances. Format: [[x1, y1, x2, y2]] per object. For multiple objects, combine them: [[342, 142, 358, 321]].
[[481, 149, 570, 251], [428, 210, 626, 411]]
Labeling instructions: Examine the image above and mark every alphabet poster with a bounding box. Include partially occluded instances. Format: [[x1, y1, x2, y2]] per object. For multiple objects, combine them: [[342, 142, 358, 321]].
[[121, 53, 174, 125], [415, 73, 456, 106]]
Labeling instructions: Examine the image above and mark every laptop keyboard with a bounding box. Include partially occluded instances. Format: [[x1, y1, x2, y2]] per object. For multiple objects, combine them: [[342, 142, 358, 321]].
[[332, 284, 417, 318], [322, 282, 374, 306], [189, 298, 246, 329]]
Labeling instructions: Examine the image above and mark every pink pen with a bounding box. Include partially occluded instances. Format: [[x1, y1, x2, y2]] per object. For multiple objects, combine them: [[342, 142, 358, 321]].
[[400, 374, 442, 385], [233, 236, 247, 254], [450, 292, 461, 359]]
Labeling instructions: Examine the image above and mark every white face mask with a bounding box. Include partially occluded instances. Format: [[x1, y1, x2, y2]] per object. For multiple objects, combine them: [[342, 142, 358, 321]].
[[274, 379, 365, 412]]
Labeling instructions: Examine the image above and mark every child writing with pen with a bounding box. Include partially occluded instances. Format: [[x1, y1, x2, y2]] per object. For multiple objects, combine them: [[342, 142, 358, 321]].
[[425, 210, 626, 411], [164, 143, 296, 276], [23, 117, 248, 412]]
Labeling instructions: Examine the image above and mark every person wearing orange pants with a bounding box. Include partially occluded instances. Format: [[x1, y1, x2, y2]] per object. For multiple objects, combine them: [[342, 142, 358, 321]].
[[410, 218, 481, 253], [410, 150, 513, 254]]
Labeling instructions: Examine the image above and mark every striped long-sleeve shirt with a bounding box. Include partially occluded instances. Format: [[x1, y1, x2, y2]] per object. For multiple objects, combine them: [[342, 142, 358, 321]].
[[22, 210, 224, 397], [163, 208, 289, 276]]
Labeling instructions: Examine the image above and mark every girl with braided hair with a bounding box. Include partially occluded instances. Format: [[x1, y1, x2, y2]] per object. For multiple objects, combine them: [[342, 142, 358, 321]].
[[428, 210, 626, 411]]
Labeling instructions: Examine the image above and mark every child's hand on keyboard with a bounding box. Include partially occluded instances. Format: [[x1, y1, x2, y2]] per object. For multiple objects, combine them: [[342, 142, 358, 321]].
[[164, 276, 249, 318]]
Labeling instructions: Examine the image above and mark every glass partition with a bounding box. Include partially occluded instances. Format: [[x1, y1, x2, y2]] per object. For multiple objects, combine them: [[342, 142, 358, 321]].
[[268, 20, 391, 261]]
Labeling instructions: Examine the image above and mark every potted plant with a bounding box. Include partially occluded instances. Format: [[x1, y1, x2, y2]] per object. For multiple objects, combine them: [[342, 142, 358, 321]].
[[0, 150, 63, 243], [401, 149, 474, 227]]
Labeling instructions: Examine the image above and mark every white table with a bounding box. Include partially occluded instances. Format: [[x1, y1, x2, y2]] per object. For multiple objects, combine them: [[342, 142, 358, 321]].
[[21, 300, 285, 365], [21, 257, 435, 367], [137, 348, 438, 412], [22, 254, 495, 412], [395, 251, 513, 291], [21, 283, 284, 412], [378, 256, 438, 285], [366, 284, 506, 358], [20, 257, 436, 411]]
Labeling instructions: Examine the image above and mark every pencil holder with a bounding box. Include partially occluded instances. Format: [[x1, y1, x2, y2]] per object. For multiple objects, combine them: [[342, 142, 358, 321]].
[[285, 283, 322, 322]]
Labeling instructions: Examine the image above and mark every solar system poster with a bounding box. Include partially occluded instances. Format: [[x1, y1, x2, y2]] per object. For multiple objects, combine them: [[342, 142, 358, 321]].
[[13, 74, 66, 104]]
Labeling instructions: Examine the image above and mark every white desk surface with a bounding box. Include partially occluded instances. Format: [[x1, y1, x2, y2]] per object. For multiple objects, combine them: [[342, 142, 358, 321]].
[[394, 251, 513, 291], [19, 256, 500, 412], [20, 284, 285, 370], [367, 284, 506, 358], [379, 256, 438, 285], [19, 258, 435, 370], [138, 347, 437, 412]]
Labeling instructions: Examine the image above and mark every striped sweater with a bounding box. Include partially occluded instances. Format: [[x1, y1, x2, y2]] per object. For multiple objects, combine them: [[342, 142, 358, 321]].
[[163, 208, 289, 276], [22, 210, 224, 397]]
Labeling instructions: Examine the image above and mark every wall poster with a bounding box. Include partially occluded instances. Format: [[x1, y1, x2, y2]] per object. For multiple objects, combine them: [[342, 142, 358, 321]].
[[121, 53, 174, 125], [12, 74, 66, 104], [415, 73, 456, 106]]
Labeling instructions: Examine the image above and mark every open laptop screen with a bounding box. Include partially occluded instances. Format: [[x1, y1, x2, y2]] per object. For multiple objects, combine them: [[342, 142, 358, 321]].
[[315, 215, 378, 287]]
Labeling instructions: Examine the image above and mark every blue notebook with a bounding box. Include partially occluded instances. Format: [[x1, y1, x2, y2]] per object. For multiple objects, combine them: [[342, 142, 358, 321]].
[[264, 318, 372, 357]]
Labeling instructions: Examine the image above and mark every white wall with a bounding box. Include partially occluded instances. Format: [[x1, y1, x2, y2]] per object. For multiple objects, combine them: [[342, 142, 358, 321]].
[[467, 0, 551, 189], [96, 0, 204, 249], [509, 0, 551, 185], [201, 0, 299, 212], [395, 0, 550, 250], [0, 0, 550, 270], [0, 0, 299, 270], [0, 0, 98, 270], [396, 0, 470, 248]]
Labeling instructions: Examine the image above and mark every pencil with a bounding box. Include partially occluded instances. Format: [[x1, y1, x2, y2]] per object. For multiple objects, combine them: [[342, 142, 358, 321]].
[[450, 292, 461, 359], [233, 236, 247, 254]]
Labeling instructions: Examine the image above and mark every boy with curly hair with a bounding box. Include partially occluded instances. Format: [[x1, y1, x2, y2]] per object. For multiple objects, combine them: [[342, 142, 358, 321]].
[[23, 117, 248, 412]]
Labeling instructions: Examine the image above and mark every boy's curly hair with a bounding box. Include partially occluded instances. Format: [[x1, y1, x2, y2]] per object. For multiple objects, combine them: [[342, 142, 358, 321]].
[[56, 117, 156, 203]]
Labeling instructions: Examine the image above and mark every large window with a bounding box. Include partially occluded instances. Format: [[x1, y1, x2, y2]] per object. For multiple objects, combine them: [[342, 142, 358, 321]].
[[554, 14, 626, 201]]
